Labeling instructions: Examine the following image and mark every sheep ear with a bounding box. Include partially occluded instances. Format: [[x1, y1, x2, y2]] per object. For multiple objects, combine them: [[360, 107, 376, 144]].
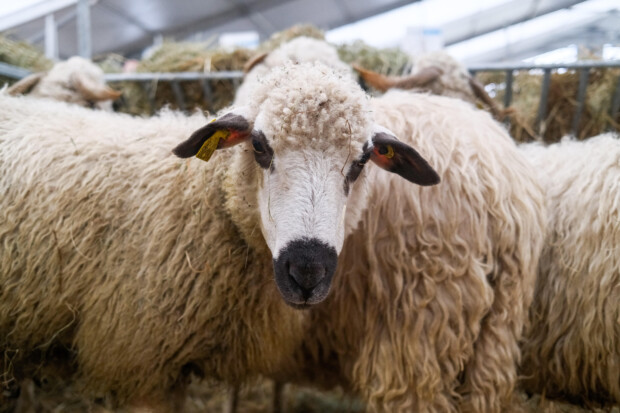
[[368, 128, 440, 186], [173, 111, 252, 161], [7, 72, 45, 96], [353, 64, 442, 92], [244, 52, 269, 73]]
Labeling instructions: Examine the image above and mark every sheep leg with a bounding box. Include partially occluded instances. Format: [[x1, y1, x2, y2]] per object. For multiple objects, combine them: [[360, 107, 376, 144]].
[[272, 380, 284, 413], [223, 385, 238, 413]]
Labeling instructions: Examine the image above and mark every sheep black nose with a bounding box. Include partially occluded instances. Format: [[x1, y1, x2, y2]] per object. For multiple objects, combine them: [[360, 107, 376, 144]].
[[273, 238, 338, 306], [288, 262, 327, 295]]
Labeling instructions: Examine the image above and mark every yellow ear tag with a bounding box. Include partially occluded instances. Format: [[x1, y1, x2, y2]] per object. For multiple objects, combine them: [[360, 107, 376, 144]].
[[385, 144, 395, 159], [196, 129, 230, 162]]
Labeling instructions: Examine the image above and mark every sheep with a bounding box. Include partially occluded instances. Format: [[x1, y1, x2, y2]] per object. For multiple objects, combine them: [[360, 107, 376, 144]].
[[6, 56, 121, 110], [238, 38, 545, 412], [0, 61, 440, 411], [353, 50, 506, 121], [266, 89, 546, 413], [234, 36, 352, 106], [518, 133, 620, 407]]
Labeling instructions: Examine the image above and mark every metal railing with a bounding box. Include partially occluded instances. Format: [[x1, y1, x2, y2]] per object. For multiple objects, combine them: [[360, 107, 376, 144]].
[[2, 60, 620, 136], [104, 71, 243, 113], [468, 61, 620, 136], [0, 62, 32, 79]]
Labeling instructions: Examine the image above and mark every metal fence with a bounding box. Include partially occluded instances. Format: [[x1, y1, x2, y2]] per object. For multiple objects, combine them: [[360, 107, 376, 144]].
[[104, 71, 243, 113], [2, 60, 620, 137], [469, 61, 620, 136]]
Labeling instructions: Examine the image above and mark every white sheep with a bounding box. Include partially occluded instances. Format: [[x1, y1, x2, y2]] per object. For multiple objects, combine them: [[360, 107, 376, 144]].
[[6, 56, 121, 110], [266, 89, 546, 413], [354, 50, 506, 121], [519, 133, 620, 407], [0, 61, 440, 411], [234, 36, 352, 106]]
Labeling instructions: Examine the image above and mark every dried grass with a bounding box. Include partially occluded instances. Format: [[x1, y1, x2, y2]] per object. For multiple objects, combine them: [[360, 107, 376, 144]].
[[109, 26, 413, 116], [477, 67, 620, 143], [0, 35, 53, 86], [15, 377, 615, 413], [337, 40, 411, 76]]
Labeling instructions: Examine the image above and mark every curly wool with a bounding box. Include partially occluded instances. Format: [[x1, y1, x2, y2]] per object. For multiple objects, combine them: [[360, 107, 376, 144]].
[[519, 134, 620, 406], [280, 90, 546, 413], [248, 61, 370, 154], [0, 93, 306, 408]]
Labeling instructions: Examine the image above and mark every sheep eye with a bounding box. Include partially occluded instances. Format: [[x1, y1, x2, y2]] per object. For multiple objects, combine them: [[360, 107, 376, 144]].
[[251, 131, 274, 171], [344, 152, 369, 195], [252, 139, 264, 154]]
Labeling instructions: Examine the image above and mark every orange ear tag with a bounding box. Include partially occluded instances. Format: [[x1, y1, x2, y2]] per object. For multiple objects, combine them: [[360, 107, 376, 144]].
[[196, 129, 230, 162]]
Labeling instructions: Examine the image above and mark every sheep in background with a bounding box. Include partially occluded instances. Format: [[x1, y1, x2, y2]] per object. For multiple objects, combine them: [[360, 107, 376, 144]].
[[269, 89, 546, 413], [6, 56, 121, 110], [519, 134, 620, 407], [0, 61, 439, 411], [353, 50, 506, 121], [234, 36, 352, 105]]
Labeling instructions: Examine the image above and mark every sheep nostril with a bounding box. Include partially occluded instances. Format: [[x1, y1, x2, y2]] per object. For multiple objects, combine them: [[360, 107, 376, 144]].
[[288, 262, 326, 292]]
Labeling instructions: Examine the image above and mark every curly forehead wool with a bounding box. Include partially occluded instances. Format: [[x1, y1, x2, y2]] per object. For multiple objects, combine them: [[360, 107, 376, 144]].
[[249, 61, 371, 153]]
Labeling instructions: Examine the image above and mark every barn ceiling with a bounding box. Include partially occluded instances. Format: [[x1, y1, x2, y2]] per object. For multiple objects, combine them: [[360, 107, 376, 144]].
[[0, 0, 618, 62]]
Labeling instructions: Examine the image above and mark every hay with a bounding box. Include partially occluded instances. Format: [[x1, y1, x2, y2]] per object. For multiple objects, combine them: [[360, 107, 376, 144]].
[[337, 40, 411, 76], [477, 66, 620, 143], [93, 53, 125, 74], [110, 26, 415, 116], [257, 23, 325, 53], [110, 42, 253, 116], [112, 25, 328, 116], [0, 35, 53, 86], [16, 376, 616, 413]]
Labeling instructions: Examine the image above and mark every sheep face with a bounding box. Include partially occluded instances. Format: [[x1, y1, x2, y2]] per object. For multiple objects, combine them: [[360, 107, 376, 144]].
[[8, 56, 121, 110], [174, 113, 439, 308], [173, 63, 439, 308]]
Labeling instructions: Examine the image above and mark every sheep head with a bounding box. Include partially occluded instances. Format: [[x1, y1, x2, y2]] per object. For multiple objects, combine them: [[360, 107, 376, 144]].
[[173, 62, 439, 308], [8, 56, 120, 110]]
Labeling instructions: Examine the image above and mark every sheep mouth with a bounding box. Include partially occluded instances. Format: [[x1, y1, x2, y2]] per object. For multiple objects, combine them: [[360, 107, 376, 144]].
[[285, 302, 313, 310]]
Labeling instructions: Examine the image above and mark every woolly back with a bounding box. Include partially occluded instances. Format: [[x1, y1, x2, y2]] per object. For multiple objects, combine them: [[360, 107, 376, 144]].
[[519, 134, 620, 404], [0, 93, 306, 401]]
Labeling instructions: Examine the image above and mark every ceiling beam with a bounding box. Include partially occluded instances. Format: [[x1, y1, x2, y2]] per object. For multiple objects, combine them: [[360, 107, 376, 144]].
[[112, 0, 295, 56], [324, 0, 422, 30], [163, 0, 294, 41], [442, 0, 588, 46], [96, 1, 153, 35], [232, 0, 275, 39], [28, 9, 77, 43], [461, 12, 617, 63], [0, 0, 78, 32]]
